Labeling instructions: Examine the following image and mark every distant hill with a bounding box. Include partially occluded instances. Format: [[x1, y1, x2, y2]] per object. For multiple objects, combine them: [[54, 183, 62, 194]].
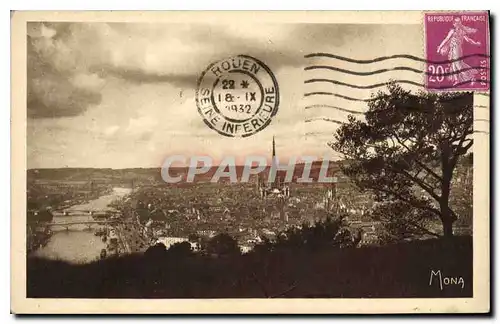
[[28, 160, 342, 184], [27, 168, 163, 183]]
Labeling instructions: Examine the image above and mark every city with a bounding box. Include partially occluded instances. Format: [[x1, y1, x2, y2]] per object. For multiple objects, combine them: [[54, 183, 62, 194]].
[[27, 137, 473, 263]]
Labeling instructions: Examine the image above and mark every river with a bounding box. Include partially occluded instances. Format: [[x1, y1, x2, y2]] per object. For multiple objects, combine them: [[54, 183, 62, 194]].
[[32, 187, 132, 264]]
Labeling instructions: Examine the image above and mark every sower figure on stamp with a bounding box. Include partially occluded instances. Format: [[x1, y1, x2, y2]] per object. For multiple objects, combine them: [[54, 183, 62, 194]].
[[437, 17, 481, 86]]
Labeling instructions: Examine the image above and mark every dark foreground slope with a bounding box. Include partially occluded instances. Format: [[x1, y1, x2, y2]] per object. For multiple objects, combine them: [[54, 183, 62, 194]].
[[27, 236, 472, 298]]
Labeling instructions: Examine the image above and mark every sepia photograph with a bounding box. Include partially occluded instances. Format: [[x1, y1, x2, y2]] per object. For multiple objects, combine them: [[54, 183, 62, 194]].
[[11, 10, 490, 314]]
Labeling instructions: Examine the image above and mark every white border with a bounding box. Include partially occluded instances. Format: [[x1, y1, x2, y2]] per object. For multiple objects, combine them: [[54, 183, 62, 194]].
[[3, 2, 497, 321]]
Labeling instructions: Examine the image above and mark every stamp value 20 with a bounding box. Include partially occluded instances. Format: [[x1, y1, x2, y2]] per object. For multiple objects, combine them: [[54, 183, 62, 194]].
[[196, 55, 279, 137], [425, 12, 489, 91]]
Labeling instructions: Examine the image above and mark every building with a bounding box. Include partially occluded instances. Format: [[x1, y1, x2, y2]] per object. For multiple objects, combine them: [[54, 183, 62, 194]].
[[257, 136, 290, 223], [155, 236, 188, 248], [257, 136, 290, 200], [154, 236, 200, 251]]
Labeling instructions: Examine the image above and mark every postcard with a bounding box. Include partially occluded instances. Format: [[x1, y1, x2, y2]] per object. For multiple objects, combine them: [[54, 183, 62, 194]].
[[11, 10, 490, 314]]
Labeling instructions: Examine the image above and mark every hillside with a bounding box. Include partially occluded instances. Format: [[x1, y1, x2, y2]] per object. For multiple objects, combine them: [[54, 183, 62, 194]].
[[27, 236, 472, 298]]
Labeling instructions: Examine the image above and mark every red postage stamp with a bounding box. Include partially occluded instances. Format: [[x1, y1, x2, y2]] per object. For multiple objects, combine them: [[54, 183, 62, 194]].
[[425, 12, 490, 91]]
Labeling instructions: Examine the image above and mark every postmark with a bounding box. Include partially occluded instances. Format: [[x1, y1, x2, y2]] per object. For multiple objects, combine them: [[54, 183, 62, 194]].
[[425, 12, 490, 91], [196, 55, 279, 137]]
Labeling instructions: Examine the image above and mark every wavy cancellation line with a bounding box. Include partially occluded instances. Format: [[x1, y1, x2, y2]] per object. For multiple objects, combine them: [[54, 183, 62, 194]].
[[304, 129, 489, 136], [305, 117, 345, 125], [304, 79, 491, 90], [304, 65, 489, 77], [305, 104, 365, 115], [304, 53, 490, 65], [306, 104, 487, 115], [304, 131, 335, 136], [305, 117, 488, 134], [305, 88, 491, 102], [304, 92, 372, 102]]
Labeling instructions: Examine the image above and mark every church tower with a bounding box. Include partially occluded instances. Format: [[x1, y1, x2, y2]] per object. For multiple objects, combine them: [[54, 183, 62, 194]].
[[270, 136, 281, 189], [271, 136, 277, 169], [258, 136, 289, 199]]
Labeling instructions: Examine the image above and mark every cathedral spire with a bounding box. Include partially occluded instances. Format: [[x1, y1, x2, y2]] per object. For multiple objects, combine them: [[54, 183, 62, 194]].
[[271, 135, 278, 169], [271, 136, 279, 188], [272, 135, 276, 158]]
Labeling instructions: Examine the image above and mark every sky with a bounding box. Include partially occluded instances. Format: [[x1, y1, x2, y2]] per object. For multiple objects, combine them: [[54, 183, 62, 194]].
[[27, 22, 423, 169]]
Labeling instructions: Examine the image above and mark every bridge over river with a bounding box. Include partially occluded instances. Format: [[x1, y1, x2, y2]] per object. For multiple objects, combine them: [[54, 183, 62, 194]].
[[46, 219, 123, 231], [32, 187, 133, 263]]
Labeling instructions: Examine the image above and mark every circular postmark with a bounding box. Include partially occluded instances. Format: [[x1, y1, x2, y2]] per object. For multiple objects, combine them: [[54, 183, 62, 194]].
[[196, 55, 280, 137]]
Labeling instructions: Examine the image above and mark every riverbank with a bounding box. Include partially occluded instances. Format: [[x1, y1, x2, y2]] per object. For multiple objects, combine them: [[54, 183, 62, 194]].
[[31, 188, 133, 263], [114, 217, 149, 254]]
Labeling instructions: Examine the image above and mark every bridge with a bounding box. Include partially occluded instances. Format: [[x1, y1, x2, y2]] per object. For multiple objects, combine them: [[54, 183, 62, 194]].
[[52, 213, 117, 218], [52, 209, 120, 216], [46, 219, 125, 231]]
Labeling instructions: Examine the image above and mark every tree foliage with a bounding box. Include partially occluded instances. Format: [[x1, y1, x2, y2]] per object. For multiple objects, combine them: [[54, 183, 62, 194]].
[[167, 241, 193, 258], [188, 233, 201, 242], [144, 242, 167, 260], [27, 208, 54, 223], [253, 215, 357, 253], [371, 201, 438, 243], [205, 233, 240, 257], [331, 84, 473, 238]]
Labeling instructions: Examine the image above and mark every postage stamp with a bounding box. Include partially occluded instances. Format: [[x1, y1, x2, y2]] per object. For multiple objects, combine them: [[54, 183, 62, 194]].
[[425, 12, 490, 91], [196, 55, 279, 137], [11, 11, 490, 314]]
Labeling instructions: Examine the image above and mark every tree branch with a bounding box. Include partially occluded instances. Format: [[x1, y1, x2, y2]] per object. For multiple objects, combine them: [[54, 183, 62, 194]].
[[405, 218, 441, 238], [365, 184, 441, 217], [449, 125, 473, 171], [392, 132, 443, 182], [389, 165, 441, 202]]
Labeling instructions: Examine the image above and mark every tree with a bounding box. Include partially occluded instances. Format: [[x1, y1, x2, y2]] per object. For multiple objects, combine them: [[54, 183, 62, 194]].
[[144, 242, 167, 260], [149, 209, 166, 222], [449, 154, 473, 231], [28, 208, 54, 223], [331, 84, 473, 238], [253, 215, 356, 252], [371, 201, 438, 243], [279, 216, 348, 250], [205, 233, 240, 256], [188, 233, 201, 243], [167, 241, 193, 258]]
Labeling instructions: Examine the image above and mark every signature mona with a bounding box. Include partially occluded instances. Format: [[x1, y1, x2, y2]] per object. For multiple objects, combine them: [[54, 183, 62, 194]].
[[429, 270, 465, 290]]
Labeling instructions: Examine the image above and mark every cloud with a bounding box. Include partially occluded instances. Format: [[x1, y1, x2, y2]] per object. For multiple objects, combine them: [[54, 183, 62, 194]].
[[124, 115, 158, 143], [27, 22, 106, 118], [92, 64, 201, 88], [27, 73, 102, 118], [103, 125, 120, 137], [26, 22, 380, 119], [82, 23, 380, 88], [83, 23, 306, 86], [26, 21, 423, 168]]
